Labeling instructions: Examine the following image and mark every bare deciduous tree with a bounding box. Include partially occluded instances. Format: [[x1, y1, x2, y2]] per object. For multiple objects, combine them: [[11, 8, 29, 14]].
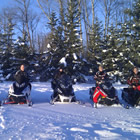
[[37, 0, 52, 21], [14, 0, 40, 52], [14, 0, 33, 51], [98, 0, 121, 39]]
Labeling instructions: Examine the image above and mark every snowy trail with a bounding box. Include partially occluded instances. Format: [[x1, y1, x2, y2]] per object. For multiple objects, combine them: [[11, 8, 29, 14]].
[[0, 82, 140, 140]]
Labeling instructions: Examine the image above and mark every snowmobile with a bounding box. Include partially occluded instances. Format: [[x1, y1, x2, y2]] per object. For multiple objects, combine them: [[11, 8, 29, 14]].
[[121, 87, 140, 107], [51, 74, 76, 104], [1, 82, 32, 106], [89, 81, 119, 107]]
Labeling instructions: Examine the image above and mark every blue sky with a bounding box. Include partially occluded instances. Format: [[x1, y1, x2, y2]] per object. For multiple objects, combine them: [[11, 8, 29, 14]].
[[0, 0, 14, 11], [0, 0, 48, 36], [0, 0, 104, 44]]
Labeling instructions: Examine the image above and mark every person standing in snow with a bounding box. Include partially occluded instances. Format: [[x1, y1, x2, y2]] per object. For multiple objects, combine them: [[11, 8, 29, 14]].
[[127, 67, 140, 91], [94, 65, 108, 86]]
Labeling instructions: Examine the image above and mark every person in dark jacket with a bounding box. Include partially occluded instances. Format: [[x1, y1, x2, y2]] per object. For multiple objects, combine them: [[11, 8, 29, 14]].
[[52, 67, 65, 88], [14, 64, 29, 85], [51, 67, 65, 98], [127, 67, 140, 91], [94, 65, 108, 86], [13, 64, 31, 93]]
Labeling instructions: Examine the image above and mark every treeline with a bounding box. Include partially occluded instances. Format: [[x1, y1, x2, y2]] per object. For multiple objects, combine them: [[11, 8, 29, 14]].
[[0, 0, 140, 82]]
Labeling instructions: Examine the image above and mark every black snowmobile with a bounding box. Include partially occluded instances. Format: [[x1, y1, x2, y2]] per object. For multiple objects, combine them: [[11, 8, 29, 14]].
[[122, 87, 140, 107], [51, 74, 76, 104], [1, 82, 32, 106], [89, 80, 119, 106]]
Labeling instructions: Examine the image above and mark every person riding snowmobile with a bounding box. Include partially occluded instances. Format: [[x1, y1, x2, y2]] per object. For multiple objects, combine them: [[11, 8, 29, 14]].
[[90, 65, 118, 106], [94, 65, 109, 86], [51, 67, 65, 98], [127, 67, 140, 91], [122, 67, 140, 107], [51, 66, 76, 103], [5, 64, 32, 105], [13, 64, 31, 93]]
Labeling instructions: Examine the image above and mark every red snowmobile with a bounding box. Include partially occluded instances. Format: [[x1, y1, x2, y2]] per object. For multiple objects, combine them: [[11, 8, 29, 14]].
[[89, 81, 119, 107]]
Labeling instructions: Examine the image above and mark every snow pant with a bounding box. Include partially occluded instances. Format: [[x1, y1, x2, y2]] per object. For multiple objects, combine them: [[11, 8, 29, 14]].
[[127, 87, 140, 103]]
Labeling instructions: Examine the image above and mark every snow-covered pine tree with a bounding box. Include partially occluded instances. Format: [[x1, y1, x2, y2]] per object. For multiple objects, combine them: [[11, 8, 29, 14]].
[[37, 12, 66, 81], [114, 0, 140, 82], [64, 0, 82, 76], [87, 17, 103, 70], [14, 35, 29, 59], [125, 0, 140, 68], [116, 22, 134, 82], [47, 12, 65, 68], [1, 17, 16, 80], [101, 24, 122, 78]]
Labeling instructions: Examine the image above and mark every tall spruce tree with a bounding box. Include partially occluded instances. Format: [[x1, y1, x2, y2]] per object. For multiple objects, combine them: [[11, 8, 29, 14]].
[[115, 0, 140, 82], [47, 12, 65, 68], [37, 12, 66, 81], [1, 18, 16, 80], [101, 24, 120, 74], [88, 17, 103, 67], [64, 0, 82, 75], [117, 22, 133, 80], [126, 0, 140, 67]]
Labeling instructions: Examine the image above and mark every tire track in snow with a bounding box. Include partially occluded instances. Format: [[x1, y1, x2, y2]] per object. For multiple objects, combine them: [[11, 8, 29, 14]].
[[0, 108, 5, 129]]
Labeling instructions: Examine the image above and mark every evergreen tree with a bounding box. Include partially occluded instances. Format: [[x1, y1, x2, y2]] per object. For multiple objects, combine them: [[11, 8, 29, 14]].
[[88, 17, 103, 67], [47, 12, 65, 68], [101, 24, 120, 75], [64, 0, 82, 75], [36, 12, 66, 81], [126, 0, 140, 67], [115, 0, 140, 82], [1, 18, 16, 80], [117, 22, 134, 80]]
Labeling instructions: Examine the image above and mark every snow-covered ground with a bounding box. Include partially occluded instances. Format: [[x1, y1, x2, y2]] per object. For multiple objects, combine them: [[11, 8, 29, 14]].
[[0, 82, 140, 140]]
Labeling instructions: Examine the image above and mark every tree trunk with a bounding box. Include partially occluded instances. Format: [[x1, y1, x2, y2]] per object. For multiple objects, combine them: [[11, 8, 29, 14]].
[[23, 0, 33, 52], [91, 0, 95, 29], [104, 0, 107, 40], [84, 0, 90, 47], [37, 0, 51, 21], [78, 0, 83, 46], [59, 0, 66, 36]]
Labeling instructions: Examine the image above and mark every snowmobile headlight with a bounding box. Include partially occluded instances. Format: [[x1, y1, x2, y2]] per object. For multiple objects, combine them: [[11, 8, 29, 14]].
[[16, 82, 20, 87], [9, 85, 14, 93], [20, 83, 25, 88], [103, 85, 108, 90], [60, 84, 66, 89], [57, 88, 62, 94], [108, 86, 112, 90]]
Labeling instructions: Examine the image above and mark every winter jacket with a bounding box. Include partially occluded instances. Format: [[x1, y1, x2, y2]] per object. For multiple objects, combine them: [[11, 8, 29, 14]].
[[94, 71, 108, 85], [51, 70, 65, 89], [14, 70, 29, 85], [127, 72, 140, 87]]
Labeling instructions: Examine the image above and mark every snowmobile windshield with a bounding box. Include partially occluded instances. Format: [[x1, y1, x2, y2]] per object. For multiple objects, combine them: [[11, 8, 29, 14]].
[[100, 81, 113, 91], [59, 74, 72, 89]]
